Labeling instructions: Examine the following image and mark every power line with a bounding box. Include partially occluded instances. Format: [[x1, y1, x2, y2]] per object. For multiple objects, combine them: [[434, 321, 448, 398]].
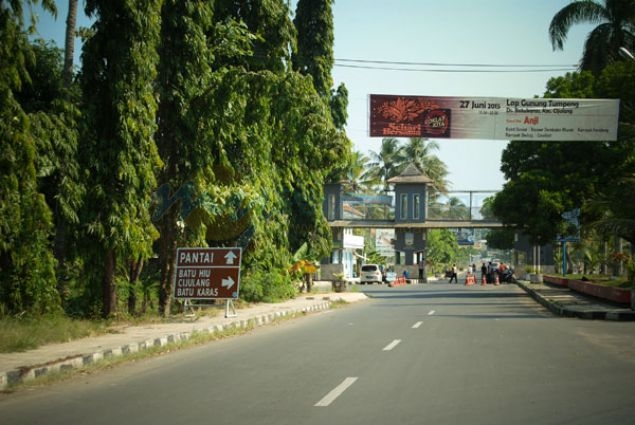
[[334, 58, 577, 73], [335, 58, 577, 68], [335, 63, 576, 73]]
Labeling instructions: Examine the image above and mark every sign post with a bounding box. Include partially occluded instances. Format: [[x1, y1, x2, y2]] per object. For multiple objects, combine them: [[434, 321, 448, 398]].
[[174, 247, 242, 317]]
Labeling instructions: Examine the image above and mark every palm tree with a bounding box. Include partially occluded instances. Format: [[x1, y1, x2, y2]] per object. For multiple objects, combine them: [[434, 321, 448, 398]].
[[402, 137, 450, 193], [402, 137, 439, 169], [366, 138, 405, 191], [480, 196, 496, 220], [549, 0, 635, 74], [342, 150, 376, 194], [63, 0, 78, 86], [446, 196, 470, 220]]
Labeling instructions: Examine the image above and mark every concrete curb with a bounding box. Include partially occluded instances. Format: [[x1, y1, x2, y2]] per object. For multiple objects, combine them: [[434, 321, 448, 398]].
[[1, 299, 336, 391], [516, 281, 635, 321]]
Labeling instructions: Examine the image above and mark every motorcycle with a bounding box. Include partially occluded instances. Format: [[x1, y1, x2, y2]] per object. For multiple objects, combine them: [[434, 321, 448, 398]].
[[500, 267, 514, 283]]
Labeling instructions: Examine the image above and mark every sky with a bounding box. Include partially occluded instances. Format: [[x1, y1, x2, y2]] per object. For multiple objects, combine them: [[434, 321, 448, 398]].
[[33, 0, 595, 191]]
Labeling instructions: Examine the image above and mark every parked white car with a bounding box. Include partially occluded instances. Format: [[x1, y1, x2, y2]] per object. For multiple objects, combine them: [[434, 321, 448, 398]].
[[360, 264, 383, 284]]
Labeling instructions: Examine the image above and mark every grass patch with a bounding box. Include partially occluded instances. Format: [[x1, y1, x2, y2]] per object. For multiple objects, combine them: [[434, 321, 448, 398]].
[[2, 309, 315, 393], [328, 299, 349, 309], [0, 315, 110, 353], [1, 293, 352, 356], [0, 301, 245, 354]]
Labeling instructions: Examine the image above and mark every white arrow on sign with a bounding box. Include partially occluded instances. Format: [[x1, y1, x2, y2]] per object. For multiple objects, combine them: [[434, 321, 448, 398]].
[[221, 276, 235, 290], [224, 251, 238, 265]]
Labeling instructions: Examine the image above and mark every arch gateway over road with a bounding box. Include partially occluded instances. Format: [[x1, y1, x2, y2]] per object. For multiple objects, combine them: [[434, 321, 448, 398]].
[[322, 164, 504, 281]]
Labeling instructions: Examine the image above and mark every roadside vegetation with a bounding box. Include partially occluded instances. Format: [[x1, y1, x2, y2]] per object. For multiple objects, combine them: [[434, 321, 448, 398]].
[[0, 315, 109, 353], [1, 1, 634, 348], [1, 0, 348, 322]]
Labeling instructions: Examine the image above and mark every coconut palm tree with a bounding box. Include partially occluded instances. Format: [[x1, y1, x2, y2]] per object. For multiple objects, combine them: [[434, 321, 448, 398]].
[[342, 150, 376, 194], [446, 196, 470, 220], [366, 138, 405, 191], [549, 0, 635, 74], [480, 195, 496, 220], [402, 137, 450, 194], [63, 0, 78, 86]]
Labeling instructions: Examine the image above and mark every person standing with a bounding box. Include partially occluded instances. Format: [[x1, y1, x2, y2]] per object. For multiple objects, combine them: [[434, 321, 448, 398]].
[[418, 257, 424, 279], [481, 262, 487, 283]]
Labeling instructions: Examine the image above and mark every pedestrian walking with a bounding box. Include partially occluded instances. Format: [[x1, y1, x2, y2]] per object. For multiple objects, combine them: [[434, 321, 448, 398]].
[[449, 264, 458, 283]]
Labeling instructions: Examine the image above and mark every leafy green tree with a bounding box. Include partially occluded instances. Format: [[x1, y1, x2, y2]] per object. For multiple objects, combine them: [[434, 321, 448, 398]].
[[589, 59, 635, 246], [15, 40, 63, 112], [549, 0, 635, 74], [425, 229, 457, 273], [216, 0, 295, 72], [16, 40, 84, 301], [494, 155, 581, 244], [273, 72, 347, 260], [329, 82, 348, 130], [0, 0, 60, 315], [293, 0, 349, 132], [543, 71, 597, 98], [486, 228, 516, 250], [293, 0, 334, 97], [153, 0, 218, 316], [171, 1, 347, 302], [494, 69, 627, 245], [80, 0, 163, 317], [289, 0, 350, 257]]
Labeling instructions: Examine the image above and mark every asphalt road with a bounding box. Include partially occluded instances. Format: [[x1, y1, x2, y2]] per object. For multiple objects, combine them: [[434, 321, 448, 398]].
[[2, 283, 635, 425]]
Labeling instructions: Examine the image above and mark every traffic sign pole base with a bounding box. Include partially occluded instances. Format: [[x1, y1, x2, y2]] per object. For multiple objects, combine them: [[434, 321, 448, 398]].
[[225, 299, 237, 318], [183, 299, 196, 318]]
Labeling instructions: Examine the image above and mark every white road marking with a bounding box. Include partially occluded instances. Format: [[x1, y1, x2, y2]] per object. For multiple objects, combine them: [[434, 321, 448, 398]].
[[412, 321, 423, 328], [383, 339, 402, 351], [314, 377, 358, 407], [428, 310, 436, 316]]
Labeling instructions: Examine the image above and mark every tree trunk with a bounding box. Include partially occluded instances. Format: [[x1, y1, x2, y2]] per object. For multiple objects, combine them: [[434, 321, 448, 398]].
[[102, 249, 117, 318], [158, 207, 178, 316], [127, 256, 144, 315], [305, 273, 313, 293], [63, 0, 78, 86], [55, 0, 78, 299]]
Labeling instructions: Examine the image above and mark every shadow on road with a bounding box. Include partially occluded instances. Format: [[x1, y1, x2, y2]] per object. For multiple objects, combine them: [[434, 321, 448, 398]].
[[358, 285, 552, 319], [362, 287, 527, 300]]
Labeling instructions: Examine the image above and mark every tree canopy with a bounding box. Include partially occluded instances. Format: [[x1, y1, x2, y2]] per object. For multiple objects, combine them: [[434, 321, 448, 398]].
[[493, 62, 635, 246], [0, 0, 350, 317]]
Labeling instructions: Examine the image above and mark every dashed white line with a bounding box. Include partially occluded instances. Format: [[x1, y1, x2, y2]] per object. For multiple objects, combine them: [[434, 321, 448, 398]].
[[314, 377, 358, 407], [412, 321, 423, 329], [428, 310, 436, 316], [383, 339, 402, 351]]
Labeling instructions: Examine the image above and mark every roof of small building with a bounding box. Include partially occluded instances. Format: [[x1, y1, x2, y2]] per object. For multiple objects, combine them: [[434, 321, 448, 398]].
[[387, 163, 434, 184]]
